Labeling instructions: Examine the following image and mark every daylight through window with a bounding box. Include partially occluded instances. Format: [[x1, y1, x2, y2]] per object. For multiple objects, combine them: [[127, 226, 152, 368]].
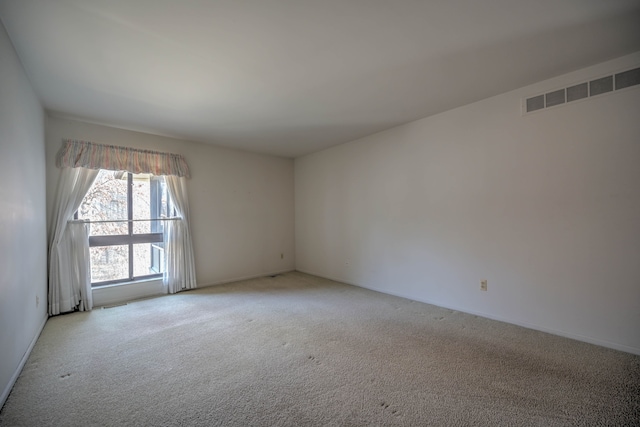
[[76, 170, 174, 286]]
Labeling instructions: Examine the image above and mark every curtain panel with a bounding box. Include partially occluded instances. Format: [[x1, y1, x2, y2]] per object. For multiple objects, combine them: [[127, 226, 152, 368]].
[[164, 175, 197, 294], [56, 139, 191, 178], [48, 167, 99, 315]]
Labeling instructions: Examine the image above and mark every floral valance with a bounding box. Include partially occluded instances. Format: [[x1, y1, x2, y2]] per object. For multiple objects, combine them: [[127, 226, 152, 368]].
[[56, 139, 191, 178]]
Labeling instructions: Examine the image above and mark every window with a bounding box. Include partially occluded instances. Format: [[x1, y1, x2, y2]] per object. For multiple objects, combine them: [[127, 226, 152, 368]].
[[76, 170, 174, 286]]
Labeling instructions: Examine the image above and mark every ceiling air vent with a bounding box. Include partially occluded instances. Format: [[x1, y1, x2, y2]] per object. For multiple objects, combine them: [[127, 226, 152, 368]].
[[524, 65, 640, 114]]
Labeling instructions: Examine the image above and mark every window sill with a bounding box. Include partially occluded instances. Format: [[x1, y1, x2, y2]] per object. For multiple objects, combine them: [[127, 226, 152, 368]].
[[92, 278, 165, 307], [92, 277, 163, 289]]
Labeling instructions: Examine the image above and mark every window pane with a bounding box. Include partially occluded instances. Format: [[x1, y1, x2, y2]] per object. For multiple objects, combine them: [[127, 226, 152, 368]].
[[132, 173, 152, 234], [150, 242, 165, 274], [150, 176, 167, 234], [80, 171, 171, 285], [78, 170, 128, 236], [90, 245, 129, 283], [133, 243, 164, 277]]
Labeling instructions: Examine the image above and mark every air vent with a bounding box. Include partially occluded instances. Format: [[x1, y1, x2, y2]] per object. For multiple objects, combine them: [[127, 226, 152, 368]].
[[526, 95, 544, 112], [566, 83, 588, 102], [589, 76, 613, 96], [545, 89, 565, 107], [524, 66, 640, 114], [102, 303, 128, 309], [615, 68, 640, 90]]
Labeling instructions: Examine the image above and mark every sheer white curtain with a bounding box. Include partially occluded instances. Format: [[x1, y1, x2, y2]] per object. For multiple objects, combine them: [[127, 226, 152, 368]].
[[163, 175, 197, 293], [48, 167, 99, 315]]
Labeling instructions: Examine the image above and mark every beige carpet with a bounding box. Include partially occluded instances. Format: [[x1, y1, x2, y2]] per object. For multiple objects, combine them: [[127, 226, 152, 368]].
[[1, 272, 638, 426]]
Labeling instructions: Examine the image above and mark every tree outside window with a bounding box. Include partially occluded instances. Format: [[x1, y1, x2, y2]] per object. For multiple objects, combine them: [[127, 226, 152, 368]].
[[77, 170, 173, 285]]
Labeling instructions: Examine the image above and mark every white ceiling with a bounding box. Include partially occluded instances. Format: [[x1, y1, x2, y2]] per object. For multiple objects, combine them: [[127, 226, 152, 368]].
[[1, 1, 639, 158]]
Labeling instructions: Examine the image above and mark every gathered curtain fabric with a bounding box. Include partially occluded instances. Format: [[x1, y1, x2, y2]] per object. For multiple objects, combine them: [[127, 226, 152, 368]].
[[48, 167, 99, 315], [57, 139, 190, 178], [164, 175, 197, 294], [48, 140, 196, 315]]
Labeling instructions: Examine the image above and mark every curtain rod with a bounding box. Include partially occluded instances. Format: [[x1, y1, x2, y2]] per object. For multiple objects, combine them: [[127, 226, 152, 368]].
[[68, 217, 181, 224]]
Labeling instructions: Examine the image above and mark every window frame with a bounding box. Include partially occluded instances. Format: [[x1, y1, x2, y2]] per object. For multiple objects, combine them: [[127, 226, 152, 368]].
[[83, 172, 166, 287]]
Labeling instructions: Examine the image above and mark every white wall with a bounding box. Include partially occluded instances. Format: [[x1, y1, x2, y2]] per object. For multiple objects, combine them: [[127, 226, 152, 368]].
[[0, 22, 47, 406], [295, 52, 640, 354], [46, 117, 295, 293]]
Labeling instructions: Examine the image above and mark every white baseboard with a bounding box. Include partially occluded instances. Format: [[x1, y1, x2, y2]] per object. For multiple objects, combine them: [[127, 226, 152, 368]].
[[1, 314, 48, 410], [295, 269, 640, 356]]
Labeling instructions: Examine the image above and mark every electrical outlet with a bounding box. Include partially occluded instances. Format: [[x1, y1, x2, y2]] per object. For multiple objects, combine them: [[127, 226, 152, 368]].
[[36, 296, 40, 307], [280, 253, 284, 259], [480, 280, 488, 291]]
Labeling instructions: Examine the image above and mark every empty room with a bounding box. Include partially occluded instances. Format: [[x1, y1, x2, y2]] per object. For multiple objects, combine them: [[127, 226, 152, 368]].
[[1, 1, 639, 425]]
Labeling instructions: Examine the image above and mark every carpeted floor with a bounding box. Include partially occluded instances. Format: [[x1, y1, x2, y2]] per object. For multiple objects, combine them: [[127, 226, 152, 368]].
[[1, 272, 639, 426]]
